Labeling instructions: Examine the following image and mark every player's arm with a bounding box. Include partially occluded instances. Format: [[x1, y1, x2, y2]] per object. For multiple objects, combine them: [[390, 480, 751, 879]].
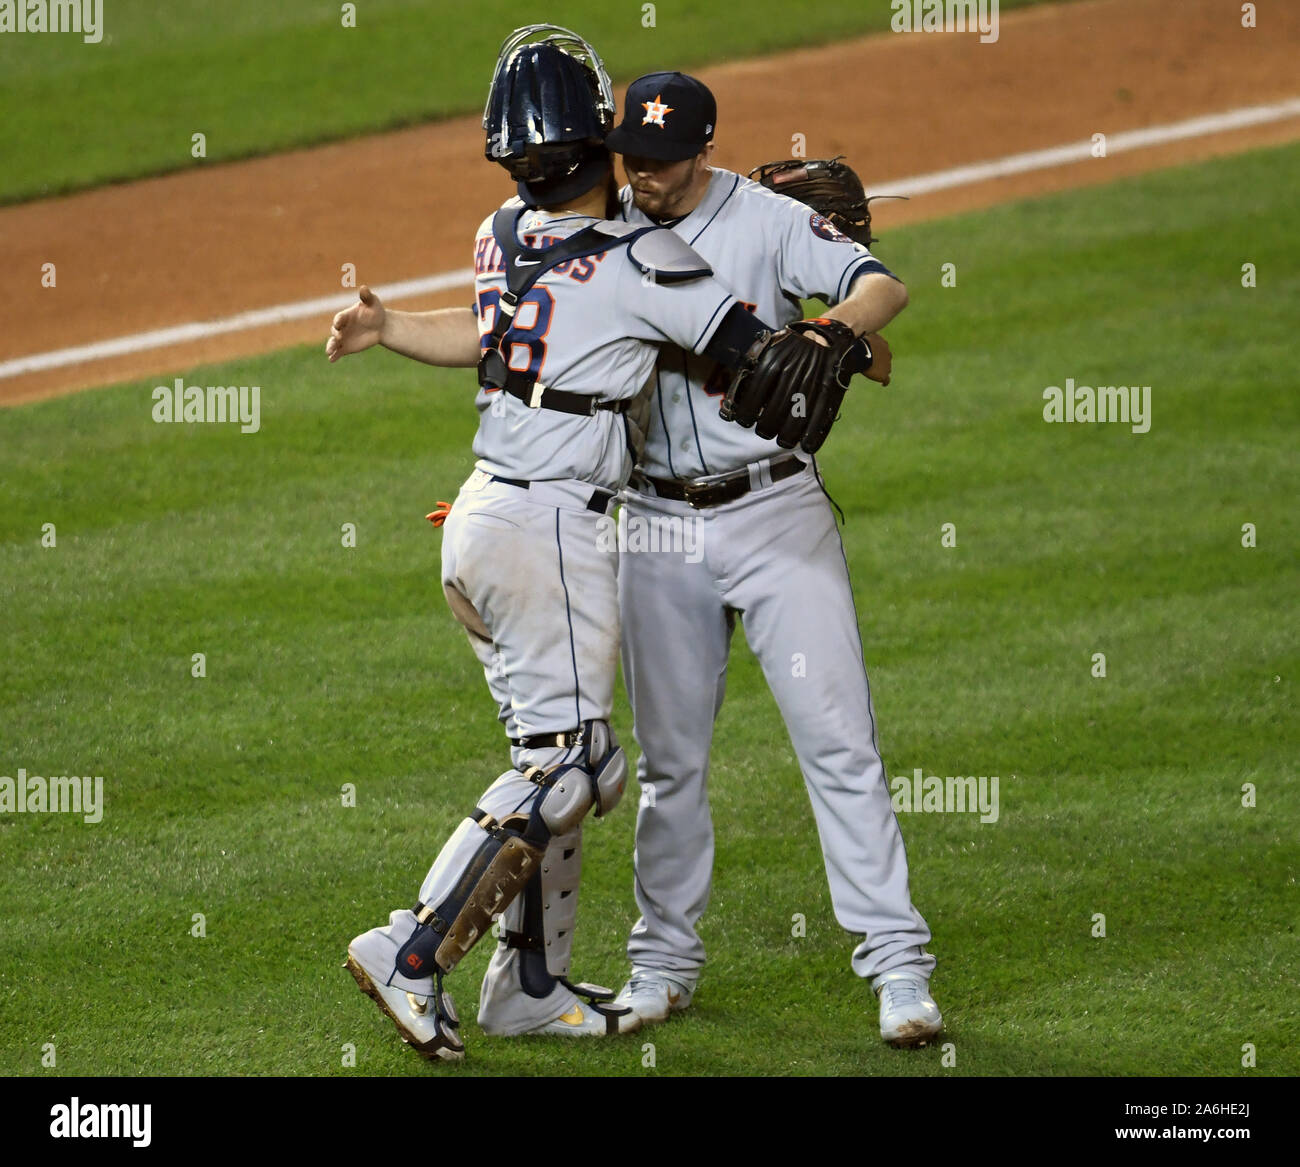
[[326, 286, 481, 367], [620, 230, 771, 365], [824, 269, 908, 336], [379, 306, 482, 367], [820, 270, 907, 385], [770, 201, 906, 386]]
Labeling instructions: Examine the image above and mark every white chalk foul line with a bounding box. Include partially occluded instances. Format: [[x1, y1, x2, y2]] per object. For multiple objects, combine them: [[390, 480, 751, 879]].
[[4, 97, 1299, 384], [884, 97, 1300, 197], [0, 268, 475, 381]]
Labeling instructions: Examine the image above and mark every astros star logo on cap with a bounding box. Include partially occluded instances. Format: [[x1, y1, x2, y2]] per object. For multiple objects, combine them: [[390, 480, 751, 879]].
[[641, 95, 674, 127]]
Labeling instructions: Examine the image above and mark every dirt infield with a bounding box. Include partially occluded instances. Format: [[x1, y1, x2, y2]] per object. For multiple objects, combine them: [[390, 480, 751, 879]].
[[4, 0, 1298, 406]]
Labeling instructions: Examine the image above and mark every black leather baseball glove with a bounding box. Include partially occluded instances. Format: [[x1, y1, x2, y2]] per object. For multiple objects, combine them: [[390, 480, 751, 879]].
[[719, 317, 871, 454]]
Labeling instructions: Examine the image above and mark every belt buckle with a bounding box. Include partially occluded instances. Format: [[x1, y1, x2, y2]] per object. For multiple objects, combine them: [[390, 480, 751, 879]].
[[682, 481, 712, 509]]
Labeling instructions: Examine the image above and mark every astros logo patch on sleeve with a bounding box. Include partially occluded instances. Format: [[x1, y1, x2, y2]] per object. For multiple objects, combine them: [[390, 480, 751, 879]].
[[809, 212, 851, 243]]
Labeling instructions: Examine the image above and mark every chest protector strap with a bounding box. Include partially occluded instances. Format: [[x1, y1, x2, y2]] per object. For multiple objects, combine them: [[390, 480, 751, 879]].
[[478, 207, 654, 416]]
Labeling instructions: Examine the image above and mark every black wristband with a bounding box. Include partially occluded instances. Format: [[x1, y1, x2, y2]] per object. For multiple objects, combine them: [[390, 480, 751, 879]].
[[844, 334, 873, 376], [703, 302, 772, 370]]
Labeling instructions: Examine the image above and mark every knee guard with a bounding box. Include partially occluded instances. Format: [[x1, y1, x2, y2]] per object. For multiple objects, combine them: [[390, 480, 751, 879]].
[[529, 719, 627, 835], [586, 720, 628, 818]]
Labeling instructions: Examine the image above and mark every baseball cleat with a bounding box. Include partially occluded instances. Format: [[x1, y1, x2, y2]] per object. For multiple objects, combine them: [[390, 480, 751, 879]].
[[612, 968, 695, 1025], [873, 972, 943, 1049], [522, 997, 642, 1037], [345, 932, 465, 1062]]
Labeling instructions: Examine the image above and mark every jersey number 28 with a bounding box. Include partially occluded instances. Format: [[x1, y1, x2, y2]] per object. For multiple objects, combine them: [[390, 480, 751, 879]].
[[477, 288, 554, 380]]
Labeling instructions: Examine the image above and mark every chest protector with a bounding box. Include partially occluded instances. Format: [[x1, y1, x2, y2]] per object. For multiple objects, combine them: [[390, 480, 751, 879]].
[[477, 206, 656, 416]]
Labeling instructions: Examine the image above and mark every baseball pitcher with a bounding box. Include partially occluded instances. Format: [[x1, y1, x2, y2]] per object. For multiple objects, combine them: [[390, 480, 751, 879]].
[[601, 73, 944, 1049]]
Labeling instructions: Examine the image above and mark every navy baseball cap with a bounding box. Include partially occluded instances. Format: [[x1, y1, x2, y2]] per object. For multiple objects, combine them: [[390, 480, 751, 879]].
[[605, 72, 716, 161]]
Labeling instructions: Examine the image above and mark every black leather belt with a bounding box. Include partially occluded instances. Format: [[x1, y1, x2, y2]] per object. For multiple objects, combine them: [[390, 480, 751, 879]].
[[481, 357, 629, 417], [489, 475, 616, 515], [632, 454, 807, 509], [500, 378, 630, 416], [509, 728, 584, 749]]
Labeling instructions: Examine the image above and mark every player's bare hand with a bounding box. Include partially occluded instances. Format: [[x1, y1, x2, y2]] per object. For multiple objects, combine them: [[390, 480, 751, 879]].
[[326, 285, 386, 362], [862, 332, 891, 386]]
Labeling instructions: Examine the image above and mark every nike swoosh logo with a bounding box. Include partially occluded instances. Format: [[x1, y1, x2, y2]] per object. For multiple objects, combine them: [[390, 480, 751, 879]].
[[667, 990, 681, 1006], [514, 257, 541, 267]]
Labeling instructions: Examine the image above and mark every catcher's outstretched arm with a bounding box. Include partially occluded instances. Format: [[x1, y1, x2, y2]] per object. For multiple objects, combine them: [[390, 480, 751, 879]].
[[381, 306, 482, 368], [327, 285, 481, 368]]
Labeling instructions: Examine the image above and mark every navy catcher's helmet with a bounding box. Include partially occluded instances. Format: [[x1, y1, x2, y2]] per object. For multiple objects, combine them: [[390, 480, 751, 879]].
[[483, 24, 616, 207]]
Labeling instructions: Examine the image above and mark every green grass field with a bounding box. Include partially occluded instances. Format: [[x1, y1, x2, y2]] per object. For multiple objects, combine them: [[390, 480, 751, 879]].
[[2, 142, 1297, 1077], [0, 0, 1061, 205]]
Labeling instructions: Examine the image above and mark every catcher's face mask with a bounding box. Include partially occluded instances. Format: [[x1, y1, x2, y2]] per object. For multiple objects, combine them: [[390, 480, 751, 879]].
[[483, 25, 615, 187]]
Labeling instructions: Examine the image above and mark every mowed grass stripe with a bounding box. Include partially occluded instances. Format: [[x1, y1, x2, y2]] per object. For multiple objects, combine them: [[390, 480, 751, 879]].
[[0, 142, 1296, 1076]]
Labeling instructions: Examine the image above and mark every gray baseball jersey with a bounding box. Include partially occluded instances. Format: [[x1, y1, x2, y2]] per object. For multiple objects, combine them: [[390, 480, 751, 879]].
[[618, 169, 895, 479], [470, 200, 739, 490]]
